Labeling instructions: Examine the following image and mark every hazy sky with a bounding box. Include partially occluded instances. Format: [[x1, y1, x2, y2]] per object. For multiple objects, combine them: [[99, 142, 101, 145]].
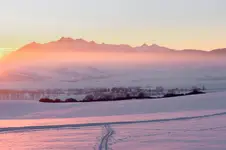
[[0, 0, 226, 53]]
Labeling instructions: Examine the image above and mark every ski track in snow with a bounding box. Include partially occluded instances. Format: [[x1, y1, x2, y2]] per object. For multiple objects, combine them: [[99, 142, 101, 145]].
[[1, 111, 226, 134], [98, 125, 114, 150]]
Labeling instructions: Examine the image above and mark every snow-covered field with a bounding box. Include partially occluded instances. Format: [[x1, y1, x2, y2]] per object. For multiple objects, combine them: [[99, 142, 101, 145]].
[[0, 91, 226, 149]]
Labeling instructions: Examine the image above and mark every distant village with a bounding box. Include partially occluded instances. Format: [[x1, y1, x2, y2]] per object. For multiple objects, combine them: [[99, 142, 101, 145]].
[[0, 86, 206, 102]]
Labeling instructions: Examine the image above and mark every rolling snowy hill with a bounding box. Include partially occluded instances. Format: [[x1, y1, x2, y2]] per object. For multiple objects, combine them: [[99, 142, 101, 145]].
[[0, 91, 226, 149]]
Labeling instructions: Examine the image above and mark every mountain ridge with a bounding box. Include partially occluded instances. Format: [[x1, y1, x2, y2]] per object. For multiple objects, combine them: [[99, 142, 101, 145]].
[[1, 37, 226, 68], [7, 37, 226, 54]]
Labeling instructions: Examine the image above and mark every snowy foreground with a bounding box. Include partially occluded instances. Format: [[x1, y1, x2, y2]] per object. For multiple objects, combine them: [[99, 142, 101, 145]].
[[0, 92, 226, 149]]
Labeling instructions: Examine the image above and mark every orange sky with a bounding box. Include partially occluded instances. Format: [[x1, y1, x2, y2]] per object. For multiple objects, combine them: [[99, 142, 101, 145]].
[[1, 0, 226, 54]]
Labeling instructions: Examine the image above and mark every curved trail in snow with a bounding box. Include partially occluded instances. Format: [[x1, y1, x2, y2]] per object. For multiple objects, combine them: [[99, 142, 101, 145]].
[[98, 125, 114, 150], [1, 111, 226, 133]]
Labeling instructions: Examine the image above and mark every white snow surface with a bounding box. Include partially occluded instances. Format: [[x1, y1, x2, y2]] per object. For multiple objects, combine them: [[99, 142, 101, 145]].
[[0, 91, 226, 149]]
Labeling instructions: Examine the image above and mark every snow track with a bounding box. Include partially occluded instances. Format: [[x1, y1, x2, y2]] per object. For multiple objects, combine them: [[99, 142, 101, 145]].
[[1, 111, 226, 133], [98, 125, 114, 150]]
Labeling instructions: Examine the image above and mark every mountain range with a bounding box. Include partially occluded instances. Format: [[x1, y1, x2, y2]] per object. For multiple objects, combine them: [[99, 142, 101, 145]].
[[3, 37, 226, 55], [1, 37, 226, 69], [0, 37, 226, 88]]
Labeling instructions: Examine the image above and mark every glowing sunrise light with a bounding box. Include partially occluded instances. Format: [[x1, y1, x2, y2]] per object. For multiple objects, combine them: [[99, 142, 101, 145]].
[[0, 48, 15, 59]]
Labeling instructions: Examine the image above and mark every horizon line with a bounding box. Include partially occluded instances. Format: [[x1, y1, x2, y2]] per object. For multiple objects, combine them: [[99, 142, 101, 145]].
[[11, 37, 226, 52]]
